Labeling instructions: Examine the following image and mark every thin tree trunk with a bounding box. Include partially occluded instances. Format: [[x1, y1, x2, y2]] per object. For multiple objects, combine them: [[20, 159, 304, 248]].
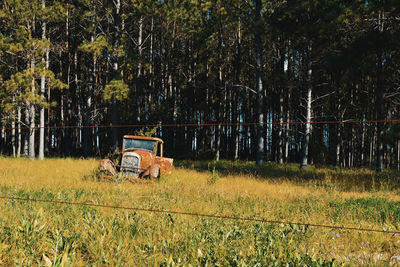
[[233, 96, 240, 160], [278, 95, 284, 164], [171, 21, 178, 152], [397, 140, 400, 171], [376, 54, 384, 171], [112, 0, 121, 152], [233, 19, 241, 160], [39, 0, 46, 160], [285, 108, 290, 161], [285, 42, 292, 163], [93, 51, 99, 154], [149, 16, 154, 90], [11, 121, 15, 157], [336, 126, 341, 166], [136, 16, 144, 123], [376, 10, 385, 172], [29, 53, 36, 159], [24, 106, 29, 156], [45, 46, 50, 154], [83, 53, 94, 156], [12, 98, 16, 157], [59, 49, 65, 154], [255, 0, 264, 165], [300, 42, 312, 169], [277, 37, 285, 164], [361, 118, 365, 165], [0, 123, 4, 153], [215, 59, 223, 161], [370, 128, 376, 167], [17, 107, 21, 157], [351, 126, 355, 167], [83, 11, 95, 157]]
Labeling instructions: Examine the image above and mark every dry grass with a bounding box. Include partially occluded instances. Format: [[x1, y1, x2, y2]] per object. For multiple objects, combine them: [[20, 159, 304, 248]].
[[0, 158, 399, 266]]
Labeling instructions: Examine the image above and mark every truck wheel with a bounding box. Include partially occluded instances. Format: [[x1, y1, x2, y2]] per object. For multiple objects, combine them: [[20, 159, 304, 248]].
[[150, 165, 160, 179]]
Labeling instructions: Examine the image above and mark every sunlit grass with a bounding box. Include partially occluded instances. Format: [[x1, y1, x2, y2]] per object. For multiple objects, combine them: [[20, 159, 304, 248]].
[[0, 158, 399, 265]]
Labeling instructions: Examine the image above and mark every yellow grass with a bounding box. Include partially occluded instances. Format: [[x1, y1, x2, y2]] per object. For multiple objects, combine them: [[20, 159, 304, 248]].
[[0, 158, 399, 265]]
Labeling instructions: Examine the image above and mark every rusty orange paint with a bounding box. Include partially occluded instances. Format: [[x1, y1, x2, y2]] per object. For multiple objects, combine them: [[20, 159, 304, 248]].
[[99, 135, 173, 180], [156, 156, 173, 175]]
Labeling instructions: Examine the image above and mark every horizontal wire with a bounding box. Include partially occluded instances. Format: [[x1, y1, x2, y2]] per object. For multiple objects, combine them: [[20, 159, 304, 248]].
[[0, 195, 399, 235], [2, 119, 400, 131]]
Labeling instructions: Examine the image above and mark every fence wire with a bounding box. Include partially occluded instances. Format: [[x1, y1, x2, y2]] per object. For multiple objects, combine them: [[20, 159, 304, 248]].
[[1, 195, 399, 235], [2, 119, 400, 131]]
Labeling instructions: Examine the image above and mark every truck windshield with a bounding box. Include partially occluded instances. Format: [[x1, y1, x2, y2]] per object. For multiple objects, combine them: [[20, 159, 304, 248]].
[[123, 138, 156, 152]]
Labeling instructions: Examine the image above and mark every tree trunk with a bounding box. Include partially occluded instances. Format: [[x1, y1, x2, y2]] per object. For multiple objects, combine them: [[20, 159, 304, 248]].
[[276, 37, 285, 164], [59, 49, 65, 155], [45, 47, 50, 154], [255, 0, 264, 166], [370, 129, 375, 167], [233, 19, 241, 160], [149, 16, 154, 90], [0, 123, 4, 154], [336, 121, 343, 167], [136, 16, 144, 123], [233, 95, 240, 160], [361, 117, 365, 165], [29, 55, 36, 160], [215, 57, 223, 161], [376, 10, 385, 172], [351, 126, 355, 167], [83, 13, 95, 157], [278, 95, 284, 164], [397, 140, 400, 171], [24, 107, 29, 156], [11, 96, 16, 157], [17, 107, 21, 157], [39, 0, 46, 160], [300, 42, 312, 169], [83, 52, 94, 157], [376, 55, 384, 172], [285, 108, 290, 162], [112, 0, 121, 152]]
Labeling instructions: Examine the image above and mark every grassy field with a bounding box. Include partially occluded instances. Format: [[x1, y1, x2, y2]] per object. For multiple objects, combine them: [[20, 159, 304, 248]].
[[0, 158, 399, 266]]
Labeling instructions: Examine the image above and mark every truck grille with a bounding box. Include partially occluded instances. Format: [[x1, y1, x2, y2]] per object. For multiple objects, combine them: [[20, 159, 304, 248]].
[[121, 155, 140, 177]]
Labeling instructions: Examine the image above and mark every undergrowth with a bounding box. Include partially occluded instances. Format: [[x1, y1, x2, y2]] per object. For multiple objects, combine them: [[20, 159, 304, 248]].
[[0, 158, 399, 265]]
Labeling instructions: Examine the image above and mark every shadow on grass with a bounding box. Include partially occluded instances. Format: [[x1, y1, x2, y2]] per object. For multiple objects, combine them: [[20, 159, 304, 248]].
[[176, 160, 400, 192]]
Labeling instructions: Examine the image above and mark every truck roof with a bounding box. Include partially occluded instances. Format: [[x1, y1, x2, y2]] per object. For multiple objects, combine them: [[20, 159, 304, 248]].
[[123, 135, 164, 144]]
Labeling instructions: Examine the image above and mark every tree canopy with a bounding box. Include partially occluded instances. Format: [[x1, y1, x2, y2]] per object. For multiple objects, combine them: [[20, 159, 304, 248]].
[[0, 0, 399, 171]]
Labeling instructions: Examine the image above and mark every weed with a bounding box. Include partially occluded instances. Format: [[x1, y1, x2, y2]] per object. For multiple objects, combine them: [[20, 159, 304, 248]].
[[207, 167, 219, 185]]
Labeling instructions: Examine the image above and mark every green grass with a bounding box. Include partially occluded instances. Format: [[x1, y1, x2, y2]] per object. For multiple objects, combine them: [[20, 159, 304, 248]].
[[177, 159, 400, 192], [0, 190, 335, 266], [0, 158, 399, 266]]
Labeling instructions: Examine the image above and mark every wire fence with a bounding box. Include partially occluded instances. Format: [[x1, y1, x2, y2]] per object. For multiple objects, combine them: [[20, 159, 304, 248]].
[[1, 195, 399, 235], [2, 119, 400, 131]]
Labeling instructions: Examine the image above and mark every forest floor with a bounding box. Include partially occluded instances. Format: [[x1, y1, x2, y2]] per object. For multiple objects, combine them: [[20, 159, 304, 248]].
[[0, 158, 399, 266]]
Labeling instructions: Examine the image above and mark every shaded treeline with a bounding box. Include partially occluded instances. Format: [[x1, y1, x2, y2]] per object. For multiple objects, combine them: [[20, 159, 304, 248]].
[[0, 0, 399, 171]]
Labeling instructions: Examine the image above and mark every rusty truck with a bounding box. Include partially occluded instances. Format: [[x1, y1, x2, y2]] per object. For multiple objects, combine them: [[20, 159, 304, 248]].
[[99, 135, 173, 181]]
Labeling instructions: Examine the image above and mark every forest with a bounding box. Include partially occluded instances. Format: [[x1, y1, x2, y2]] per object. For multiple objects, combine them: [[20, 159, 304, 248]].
[[0, 0, 399, 171]]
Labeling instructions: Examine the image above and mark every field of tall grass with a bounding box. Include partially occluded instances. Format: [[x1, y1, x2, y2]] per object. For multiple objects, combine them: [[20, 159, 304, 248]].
[[0, 158, 399, 266]]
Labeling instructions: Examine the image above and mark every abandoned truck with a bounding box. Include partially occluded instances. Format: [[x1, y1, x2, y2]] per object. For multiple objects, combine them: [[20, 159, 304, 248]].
[[99, 135, 173, 180]]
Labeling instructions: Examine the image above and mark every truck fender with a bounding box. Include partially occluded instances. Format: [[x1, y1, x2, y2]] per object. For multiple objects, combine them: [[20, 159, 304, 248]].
[[149, 164, 161, 179]]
